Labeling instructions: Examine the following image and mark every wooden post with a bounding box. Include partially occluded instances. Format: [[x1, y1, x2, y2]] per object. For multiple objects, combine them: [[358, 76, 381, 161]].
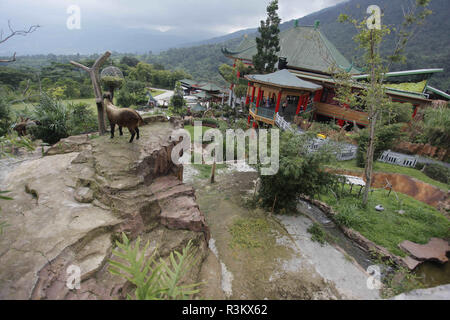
[[210, 161, 216, 184], [70, 51, 111, 135]]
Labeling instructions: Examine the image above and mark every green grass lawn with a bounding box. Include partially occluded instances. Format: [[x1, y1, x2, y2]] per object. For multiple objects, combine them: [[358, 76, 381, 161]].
[[11, 98, 98, 113], [184, 125, 213, 144], [150, 89, 165, 97], [322, 186, 450, 257], [328, 159, 449, 191]]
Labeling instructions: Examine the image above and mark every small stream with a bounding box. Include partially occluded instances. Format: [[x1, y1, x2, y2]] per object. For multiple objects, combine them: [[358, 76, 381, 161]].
[[297, 199, 374, 270], [297, 199, 450, 289]]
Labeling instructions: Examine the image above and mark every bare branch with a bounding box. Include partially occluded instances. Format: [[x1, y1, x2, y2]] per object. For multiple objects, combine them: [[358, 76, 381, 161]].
[[0, 21, 40, 45], [69, 60, 91, 72]]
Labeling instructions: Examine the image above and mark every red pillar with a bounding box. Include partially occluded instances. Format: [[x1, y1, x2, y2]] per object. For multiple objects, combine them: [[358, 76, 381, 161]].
[[275, 91, 282, 113], [252, 121, 258, 129], [313, 89, 323, 102], [302, 94, 309, 111], [296, 95, 304, 115], [412, 105, 418, 118], [248, 115, 251, 124], [245, 82, 251, 105], [251, 86, 256, 103], [256, 87, 262, 108]]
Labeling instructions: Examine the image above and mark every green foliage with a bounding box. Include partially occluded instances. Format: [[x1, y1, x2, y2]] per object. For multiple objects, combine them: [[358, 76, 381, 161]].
[[108, 233, 203, 300], [356, 124, 404, 167], [323, 187, 450, 257], [0, 90, 12, 136], [258, 130, 339, 211], [116, 80, 148, 108], [422, 163, 450, 184], [253, 0, 281, 74], [421, 106, 450, 148], [120, 56, 140, 67], [169, 81, 185, 115], [307, 223, 328, 245], [29, 94, 70, 144], [229, 217, 273, 249], [67, 102, 98, 135], [101, 76, 124, 91]]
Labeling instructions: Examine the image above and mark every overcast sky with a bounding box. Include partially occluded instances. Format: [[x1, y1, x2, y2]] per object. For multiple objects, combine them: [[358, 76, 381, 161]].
[[0, 0, 348, 54]]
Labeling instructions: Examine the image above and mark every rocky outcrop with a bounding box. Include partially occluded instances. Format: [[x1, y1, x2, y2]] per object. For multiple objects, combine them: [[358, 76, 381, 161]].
[[0, 116, 209, 300], [399, 238, 450, 264]]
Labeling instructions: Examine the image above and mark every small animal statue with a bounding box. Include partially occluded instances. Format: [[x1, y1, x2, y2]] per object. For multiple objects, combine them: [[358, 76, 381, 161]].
[[14, 117, 30, 136], [103, 92, 144, 143]]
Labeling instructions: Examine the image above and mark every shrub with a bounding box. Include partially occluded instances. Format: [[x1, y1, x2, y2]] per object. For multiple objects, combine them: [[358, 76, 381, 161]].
[[67, 102, 98, 135], [356, 124, 404, 168], [0, 91, 12, 137], [258, 131, 339, 211], [421, 106, 450, 149], [422, 164, 450, 184], [307, 223, 327, 245], [29, 94, 69, 144]]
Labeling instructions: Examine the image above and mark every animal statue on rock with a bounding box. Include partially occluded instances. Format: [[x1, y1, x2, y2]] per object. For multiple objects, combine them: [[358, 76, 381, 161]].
[[13, 117, 41, 137], [103, 92, 144, 143]]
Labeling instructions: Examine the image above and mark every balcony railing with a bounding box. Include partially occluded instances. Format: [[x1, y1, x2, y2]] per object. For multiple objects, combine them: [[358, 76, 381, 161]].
[[249, 104, 276, 121]]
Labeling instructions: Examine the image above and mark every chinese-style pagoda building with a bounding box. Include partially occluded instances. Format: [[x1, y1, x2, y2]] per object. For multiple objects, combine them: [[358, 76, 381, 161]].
[[222, 22, 448, 129]]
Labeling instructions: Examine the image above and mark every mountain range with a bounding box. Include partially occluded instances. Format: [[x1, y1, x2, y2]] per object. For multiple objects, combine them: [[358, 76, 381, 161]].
[[149, 0, 450, 91]]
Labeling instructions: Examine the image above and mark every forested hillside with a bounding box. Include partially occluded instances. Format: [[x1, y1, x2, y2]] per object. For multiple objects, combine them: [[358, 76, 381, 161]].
[[146, 0, 450, 91]]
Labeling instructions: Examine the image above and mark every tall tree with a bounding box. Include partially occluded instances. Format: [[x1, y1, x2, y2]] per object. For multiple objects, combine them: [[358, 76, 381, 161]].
[[336, 0, 432, 206], [253, 0, 281, 74]]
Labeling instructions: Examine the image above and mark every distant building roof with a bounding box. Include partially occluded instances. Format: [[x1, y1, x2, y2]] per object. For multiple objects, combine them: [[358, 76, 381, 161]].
[[191, 103, 206, 112], [353, 69, 444, 83], [222, 25, 361, 75], [425, 85, 450, 100], [245, 69, 322, 91], [197, 83, 222, 92]]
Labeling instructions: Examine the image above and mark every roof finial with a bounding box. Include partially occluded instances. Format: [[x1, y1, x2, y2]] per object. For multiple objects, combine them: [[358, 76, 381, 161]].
[[314, 20, 320, 30]]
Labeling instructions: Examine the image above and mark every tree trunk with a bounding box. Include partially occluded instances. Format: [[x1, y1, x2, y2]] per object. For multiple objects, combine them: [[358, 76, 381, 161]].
[[70, 51, 111, 135], [362, 31, 376, 207]]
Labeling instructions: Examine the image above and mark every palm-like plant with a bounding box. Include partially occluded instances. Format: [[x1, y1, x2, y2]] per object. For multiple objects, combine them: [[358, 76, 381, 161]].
[[109, 233, 203, 300]]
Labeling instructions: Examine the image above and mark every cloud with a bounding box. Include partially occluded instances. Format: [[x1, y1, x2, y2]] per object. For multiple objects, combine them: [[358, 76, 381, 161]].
[[1, 0, 348, 36], [0, 0, 348, 54]]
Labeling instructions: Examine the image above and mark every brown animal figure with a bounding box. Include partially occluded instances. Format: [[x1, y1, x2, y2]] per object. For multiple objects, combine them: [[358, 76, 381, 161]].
[[14, 117, 30, 136], [103, 92, 144, 143]]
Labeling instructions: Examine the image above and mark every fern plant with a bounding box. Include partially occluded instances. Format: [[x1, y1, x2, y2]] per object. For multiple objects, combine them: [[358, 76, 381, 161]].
[[109, 233, 203, 300]]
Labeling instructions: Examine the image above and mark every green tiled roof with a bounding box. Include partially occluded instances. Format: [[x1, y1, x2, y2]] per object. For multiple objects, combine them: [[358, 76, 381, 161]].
[[426, 85, 450, 100], [198, 83, 222, 92], [222, 26, 361, 75], [193, 91, 213, 99], [246, 69, 322, 91], [191, 103, 206, 112]]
